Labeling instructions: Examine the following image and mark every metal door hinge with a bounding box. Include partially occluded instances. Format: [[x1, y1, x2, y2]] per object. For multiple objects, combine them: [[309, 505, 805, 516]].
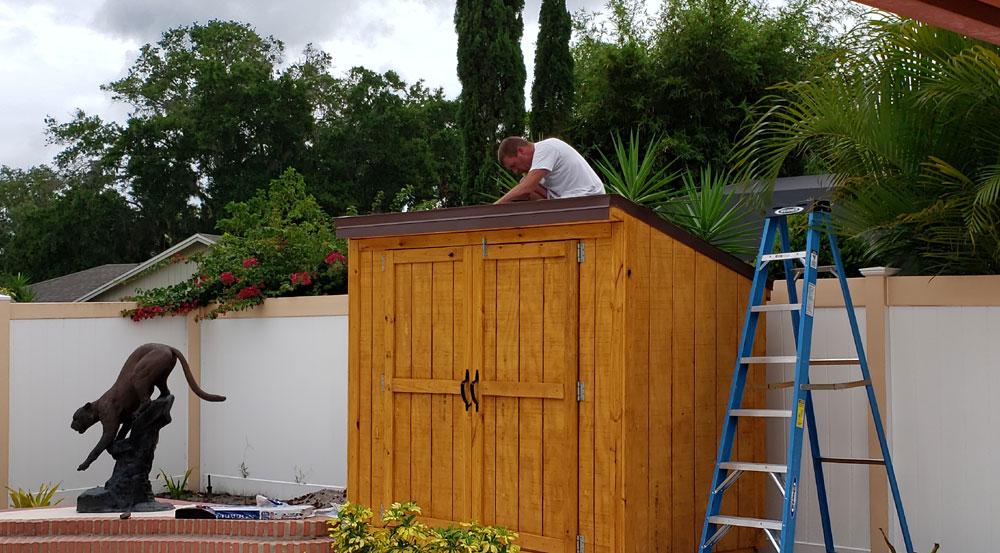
[[482, 238, 488, 258], [381, 255, 386, 271], [576, 381, 585, 402], [577, 243, 585, 262], [381, 374, 385, 391], [576, 535, 585, 553], [380, 504, 384, 518]]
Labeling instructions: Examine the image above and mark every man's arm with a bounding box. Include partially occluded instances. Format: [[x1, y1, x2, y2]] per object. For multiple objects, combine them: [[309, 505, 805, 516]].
[[494, 169, 549, 203]]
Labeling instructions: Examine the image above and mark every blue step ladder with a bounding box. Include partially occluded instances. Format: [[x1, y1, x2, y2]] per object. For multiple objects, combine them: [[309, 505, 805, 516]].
[[698, 201, 913, 553]]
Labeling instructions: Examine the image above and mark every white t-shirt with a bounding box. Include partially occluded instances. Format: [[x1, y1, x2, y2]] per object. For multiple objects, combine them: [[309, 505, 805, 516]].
[[530, 138, 605, 199]]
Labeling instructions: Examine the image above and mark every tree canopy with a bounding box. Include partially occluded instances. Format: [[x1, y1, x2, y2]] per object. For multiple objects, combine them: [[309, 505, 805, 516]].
[[455, 0, 527, 203], [531, 0, 575, 137]]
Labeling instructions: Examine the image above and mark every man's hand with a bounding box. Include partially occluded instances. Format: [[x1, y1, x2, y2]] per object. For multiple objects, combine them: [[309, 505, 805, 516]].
[[495, 169, 548, 203]]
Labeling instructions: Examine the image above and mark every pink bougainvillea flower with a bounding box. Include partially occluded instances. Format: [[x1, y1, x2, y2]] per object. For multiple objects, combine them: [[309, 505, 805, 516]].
[[325, 251, 346, 264], [220, 272, 236, 285], [237, 285, 261, 300], [242, 257, 258, 268]]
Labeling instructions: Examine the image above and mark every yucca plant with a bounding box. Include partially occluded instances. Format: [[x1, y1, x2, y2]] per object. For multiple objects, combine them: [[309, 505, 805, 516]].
[[594, 131, 681, 208], [159, 468, 192, 499], [7, 482, 63, 508], [661, 166, 760, 257]]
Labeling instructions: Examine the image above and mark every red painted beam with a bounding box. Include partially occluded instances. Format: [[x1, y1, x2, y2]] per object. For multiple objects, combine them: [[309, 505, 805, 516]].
[[856, 0, 1000, 44]]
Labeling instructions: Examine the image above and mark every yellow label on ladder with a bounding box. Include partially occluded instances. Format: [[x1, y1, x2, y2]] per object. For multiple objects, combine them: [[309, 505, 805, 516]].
[[796, 399, 805, 428]]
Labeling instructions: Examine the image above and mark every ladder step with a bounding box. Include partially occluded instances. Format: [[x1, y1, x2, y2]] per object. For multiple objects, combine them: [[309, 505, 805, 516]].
[[750, 381, 794, 390], [809, 358, 861, 366], [751, 303, 800, 312], [761, 251, 806, 262], [819, 456, 886, 465], [730, 409, 792, 418], [740, 356, 862, 365], [708, 515, 783, 531], [793, 265, 837, 275], [720, 462, 788, 473], [741, 356, 797, 364], [802, 379, 871, 391]]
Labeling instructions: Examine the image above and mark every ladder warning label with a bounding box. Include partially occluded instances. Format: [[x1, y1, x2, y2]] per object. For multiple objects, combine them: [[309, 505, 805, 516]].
[[806, 283, 816, 317], [796, 399, 805, 428], [810, 250, 818, 269]]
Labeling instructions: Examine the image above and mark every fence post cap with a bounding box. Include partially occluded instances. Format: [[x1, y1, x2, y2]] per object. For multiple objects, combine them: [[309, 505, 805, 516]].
[[859, 266, 900, 277]]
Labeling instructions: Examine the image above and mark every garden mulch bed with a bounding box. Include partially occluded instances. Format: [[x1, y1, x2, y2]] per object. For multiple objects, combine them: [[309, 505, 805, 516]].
[[154, 488, 345, 507]]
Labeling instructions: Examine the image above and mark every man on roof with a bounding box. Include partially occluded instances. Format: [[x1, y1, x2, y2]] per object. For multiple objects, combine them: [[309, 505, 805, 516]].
[[495, 136, 605, 203]]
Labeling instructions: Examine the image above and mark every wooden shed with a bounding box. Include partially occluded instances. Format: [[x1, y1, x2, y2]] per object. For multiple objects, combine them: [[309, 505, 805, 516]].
[[335, 195, 768, 553]]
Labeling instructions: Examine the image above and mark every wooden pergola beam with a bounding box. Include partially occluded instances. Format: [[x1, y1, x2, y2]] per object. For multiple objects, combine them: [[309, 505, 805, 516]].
[[855, 0, 1000, 44]]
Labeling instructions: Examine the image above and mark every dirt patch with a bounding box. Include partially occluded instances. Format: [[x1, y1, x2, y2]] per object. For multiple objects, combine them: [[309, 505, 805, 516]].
[[155, 488, 345, 507]]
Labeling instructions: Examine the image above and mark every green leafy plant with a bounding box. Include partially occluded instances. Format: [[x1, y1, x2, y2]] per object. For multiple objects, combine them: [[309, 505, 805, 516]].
[[7, 482, 63, 508], [594, 131, 681, 208], [0, 273, 36, 302], [330, 501, 520, 553], [733, 16, 1000, 274], [158, 469, 192, 499], [121, 169, 348, 322], [660, 166, 760, 257]]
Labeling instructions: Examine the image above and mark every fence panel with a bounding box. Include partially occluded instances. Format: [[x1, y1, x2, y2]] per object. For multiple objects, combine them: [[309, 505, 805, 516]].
[[199, 314, 349, 499]]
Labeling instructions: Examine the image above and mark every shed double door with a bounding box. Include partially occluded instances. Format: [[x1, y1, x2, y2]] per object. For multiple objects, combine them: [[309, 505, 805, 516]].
[[375, 240, 579, 553]]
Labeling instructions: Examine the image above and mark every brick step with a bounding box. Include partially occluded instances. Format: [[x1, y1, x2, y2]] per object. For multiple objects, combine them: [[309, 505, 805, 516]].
[[0, 517, 332, 538], [0, 534, 334, 553]]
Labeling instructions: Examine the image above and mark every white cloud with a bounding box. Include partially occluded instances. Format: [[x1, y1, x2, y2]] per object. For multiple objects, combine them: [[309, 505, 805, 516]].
[[0, 0, 631, 169]]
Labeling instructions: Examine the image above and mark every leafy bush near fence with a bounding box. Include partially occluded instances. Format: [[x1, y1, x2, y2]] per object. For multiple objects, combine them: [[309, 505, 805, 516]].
[[122, 169, 348, 322], [330, 502, 520, 553], [7, 482, 63, 508]]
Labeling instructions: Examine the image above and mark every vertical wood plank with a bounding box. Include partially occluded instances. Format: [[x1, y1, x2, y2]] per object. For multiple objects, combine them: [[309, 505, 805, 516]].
[[716, 266, 741, 550], [578, 238, 597, 551], [347, 240, 362, 503], [648, 232, 674, 552], [378, 250, 396, 517], [483, 258, 498, 526], [610, 224, 628, 553], [358, 249, 375, 508], [671, 242, 696, 553], [411, 262, 433, 510], [394, 263, 413, 503], [495, 258, 520, 529], [694, 255, 718, 549], [431, 260, 455, 519], [463, 248, 477, 523], [623, 218, 650, 553], [542, 245, 578, 545], [594, 235, 617, 553], [453, 256, 469, 521], [518, 257, 544, 537]]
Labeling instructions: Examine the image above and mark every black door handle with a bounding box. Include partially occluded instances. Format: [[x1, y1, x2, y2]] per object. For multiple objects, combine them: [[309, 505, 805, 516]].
[[460, 370, 471, 410], [470, 370, 480, 412]]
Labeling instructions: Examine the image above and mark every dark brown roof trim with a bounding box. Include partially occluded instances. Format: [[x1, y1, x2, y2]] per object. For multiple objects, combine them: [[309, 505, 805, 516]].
[[335, 194, 758, 281]]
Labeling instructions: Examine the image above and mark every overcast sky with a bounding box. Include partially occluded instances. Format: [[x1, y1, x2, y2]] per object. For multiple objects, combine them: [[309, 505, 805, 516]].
[[0, 0, 639, 170]]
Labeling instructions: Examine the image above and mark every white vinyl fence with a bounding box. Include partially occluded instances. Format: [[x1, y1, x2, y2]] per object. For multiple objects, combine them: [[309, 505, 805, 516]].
[[1, 296, 348, 506], [766, 273, 1000, 553], [4, 275, 999, 553]]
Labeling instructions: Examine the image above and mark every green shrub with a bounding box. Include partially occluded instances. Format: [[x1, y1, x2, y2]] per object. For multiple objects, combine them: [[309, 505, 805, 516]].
[[121, 169, 348, 322], [329, 501, 521, 553], [7, 482, 63, 508]]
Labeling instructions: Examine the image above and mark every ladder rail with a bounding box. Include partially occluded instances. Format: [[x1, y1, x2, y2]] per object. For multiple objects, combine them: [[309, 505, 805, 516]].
[[826, 218, 914, 553], [777, 213, 823, 553], [699, 217, 779, 550]]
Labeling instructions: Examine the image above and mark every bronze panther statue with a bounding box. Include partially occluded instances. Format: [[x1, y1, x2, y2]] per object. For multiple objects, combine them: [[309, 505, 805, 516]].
[[72, 343, 226, 471]]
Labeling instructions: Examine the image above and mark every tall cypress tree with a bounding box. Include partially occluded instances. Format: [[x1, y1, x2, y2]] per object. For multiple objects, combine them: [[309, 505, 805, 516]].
[[530, 0, 574, 138], [455, 0, 526, 204]]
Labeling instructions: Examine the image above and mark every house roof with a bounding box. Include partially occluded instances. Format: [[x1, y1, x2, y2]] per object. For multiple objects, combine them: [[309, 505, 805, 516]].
[[74, 233, 220, 302], [857, 0, 1000, 45], [27, 233, 221, 303], [29, 264, 140, 302]]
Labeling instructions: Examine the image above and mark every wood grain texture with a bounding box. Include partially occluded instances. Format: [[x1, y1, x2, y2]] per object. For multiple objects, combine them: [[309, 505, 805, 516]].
[[648, 231, 674, 552], [671, 242, 696, 553]]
